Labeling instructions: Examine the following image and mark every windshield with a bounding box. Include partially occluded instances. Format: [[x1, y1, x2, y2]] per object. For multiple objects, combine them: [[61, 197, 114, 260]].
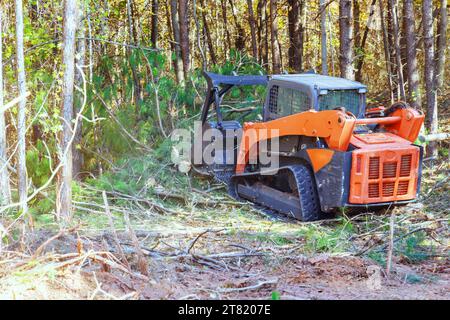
[[318, 89, 361, 116]]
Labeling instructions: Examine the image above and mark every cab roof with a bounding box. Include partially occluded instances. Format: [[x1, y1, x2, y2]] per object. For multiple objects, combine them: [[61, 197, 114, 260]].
[[271, 74, 367, 91]]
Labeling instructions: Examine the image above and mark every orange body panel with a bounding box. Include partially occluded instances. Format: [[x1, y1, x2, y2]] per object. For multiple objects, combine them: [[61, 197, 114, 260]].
[[384, 108, 424, 142], [236, 110, 356, 173], [306, 149, 335, 173], [349, 134, 420, 204]]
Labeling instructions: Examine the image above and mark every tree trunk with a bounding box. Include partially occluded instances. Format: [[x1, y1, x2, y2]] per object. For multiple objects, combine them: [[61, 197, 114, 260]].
[[320, 0, 328, 75], [353, 0, 361, 58], [0, 9, 10, 205], [150, 0, 159, 47], [126, 0, 142, 113], [228, 0, 245, 51], [247, 0, 258, 59], [73, 1, 85, 181], [57, 0, 78, 224], [339, 0, 354, 80], [200, 0, 217, 65], [379, 0, 394, 103], [288, 0, 303, 72], [221, 0, 231, 58], [170, 0, 184, 84], [15, 0, 28, 215], [269, 0, 281, 73], [387, 0, 399, 100], [256, 0, 265, 65], [422, 0, 438, 157], [389, 0, 406, 100], [435, 0, 447, 92], [178, 0, 190, 78], [355, 0, 377, 82], [193, 0, 206, 70], [403, 0, 421, 109]]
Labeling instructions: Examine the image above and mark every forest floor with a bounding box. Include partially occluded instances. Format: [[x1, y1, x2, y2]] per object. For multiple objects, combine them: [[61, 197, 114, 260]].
[[0, 156, 448, 300], [0, 111, 448, 300]]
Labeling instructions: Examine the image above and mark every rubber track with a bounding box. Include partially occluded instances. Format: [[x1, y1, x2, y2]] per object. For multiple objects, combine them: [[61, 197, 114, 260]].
[[227, 165, 321, 221]]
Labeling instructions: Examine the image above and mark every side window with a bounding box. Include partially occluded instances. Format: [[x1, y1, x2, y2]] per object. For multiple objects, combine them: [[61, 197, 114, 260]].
[[277, 87, 293, 116], [267, 85, 311, 119], [292, 90, 311, 113]]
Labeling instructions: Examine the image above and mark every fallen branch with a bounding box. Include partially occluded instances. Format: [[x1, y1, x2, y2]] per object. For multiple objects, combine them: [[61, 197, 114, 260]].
[[32, 225, 79, 258], [124, 212, 149, 277], [219, 279, 277, 293], [102, 191, 130, 270]]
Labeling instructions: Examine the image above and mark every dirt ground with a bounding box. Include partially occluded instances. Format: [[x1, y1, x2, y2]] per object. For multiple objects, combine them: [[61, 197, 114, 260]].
[[0, 227, 448, 300]]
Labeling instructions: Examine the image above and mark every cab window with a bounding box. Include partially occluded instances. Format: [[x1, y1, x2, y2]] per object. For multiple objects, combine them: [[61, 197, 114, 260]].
[[318, 89, 361, 115], [268, 86, 311, 118]]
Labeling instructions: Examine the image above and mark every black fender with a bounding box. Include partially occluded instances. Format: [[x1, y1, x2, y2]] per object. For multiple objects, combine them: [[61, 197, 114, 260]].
[[279, 149, 352, 212]]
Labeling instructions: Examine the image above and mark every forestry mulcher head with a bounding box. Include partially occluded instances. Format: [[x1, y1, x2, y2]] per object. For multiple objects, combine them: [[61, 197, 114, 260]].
[[194, 72, 425, 221]]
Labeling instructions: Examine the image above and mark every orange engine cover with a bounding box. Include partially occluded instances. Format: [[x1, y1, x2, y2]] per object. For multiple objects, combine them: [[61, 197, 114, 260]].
[[349, 133, 420, 204]]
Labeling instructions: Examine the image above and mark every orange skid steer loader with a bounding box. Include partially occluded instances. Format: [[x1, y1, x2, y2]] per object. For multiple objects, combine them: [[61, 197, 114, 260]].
[[193, 72, 425, 221]]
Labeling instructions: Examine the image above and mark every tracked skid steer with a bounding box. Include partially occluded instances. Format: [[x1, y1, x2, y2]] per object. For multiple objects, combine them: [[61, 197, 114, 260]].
[[192, 72, 425, 221]]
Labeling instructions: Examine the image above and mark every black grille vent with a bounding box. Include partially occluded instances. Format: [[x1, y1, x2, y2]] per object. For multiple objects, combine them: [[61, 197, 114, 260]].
[[268, 85, 279, 114]]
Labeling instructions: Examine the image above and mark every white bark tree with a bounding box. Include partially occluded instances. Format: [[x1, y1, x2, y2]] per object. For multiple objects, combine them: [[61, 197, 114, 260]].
[[320, 0, 328, 75], [15, 0, 28, 215], [57, 0, 78, 225], [0, 8, 11, 205], [422, 0, 438, 157], [339, 0, 354, 80]]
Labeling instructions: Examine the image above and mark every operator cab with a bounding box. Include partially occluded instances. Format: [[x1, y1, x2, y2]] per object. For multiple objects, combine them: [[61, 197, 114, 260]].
[[264, 74, 367, 121]]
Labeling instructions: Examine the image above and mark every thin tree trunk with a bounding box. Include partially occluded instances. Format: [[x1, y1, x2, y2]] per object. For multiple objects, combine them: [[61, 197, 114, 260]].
[[15, 0, 28, 215], [387, 0, 399, 100], [288, 0, 303, 72], [178, 0, 190, 78], [193, 0, 206, 70], [87, 5, 93, 81], [229, 0, 245, 51], [329, 9, 336, 75], [320, 0, 328, 75], [150, 0, 159, 47], [422, 0, 438, 157], [379, 0, 394, 103], [57, 0, 78, 224], [221, 0, 231, 58], [389, 0, 406, 100], [0, 9, 11, 205], [339, 0, 354, 80], [353, 0, 361, 59], [264, 1, 270, 67], [269, 0, 281, 73], [200, 0, 217, 65], [355, 0, 377, 82], [403, 0, 421, 109], [170, 0, 184, 84], [126, 0, 142, 113], [247, 0, 258, 59], [73, 0, 86, 181], [256, 0, 265, 65], [435, 0, 447, 92]]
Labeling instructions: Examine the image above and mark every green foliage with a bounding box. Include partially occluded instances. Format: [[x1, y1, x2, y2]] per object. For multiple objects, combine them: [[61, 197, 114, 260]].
[[26, 140, 52, 188], [304, 219, 354, 253], [271, 291, 281, 300], [367, 251, 386, 267], [397, 231, 433, 263]]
